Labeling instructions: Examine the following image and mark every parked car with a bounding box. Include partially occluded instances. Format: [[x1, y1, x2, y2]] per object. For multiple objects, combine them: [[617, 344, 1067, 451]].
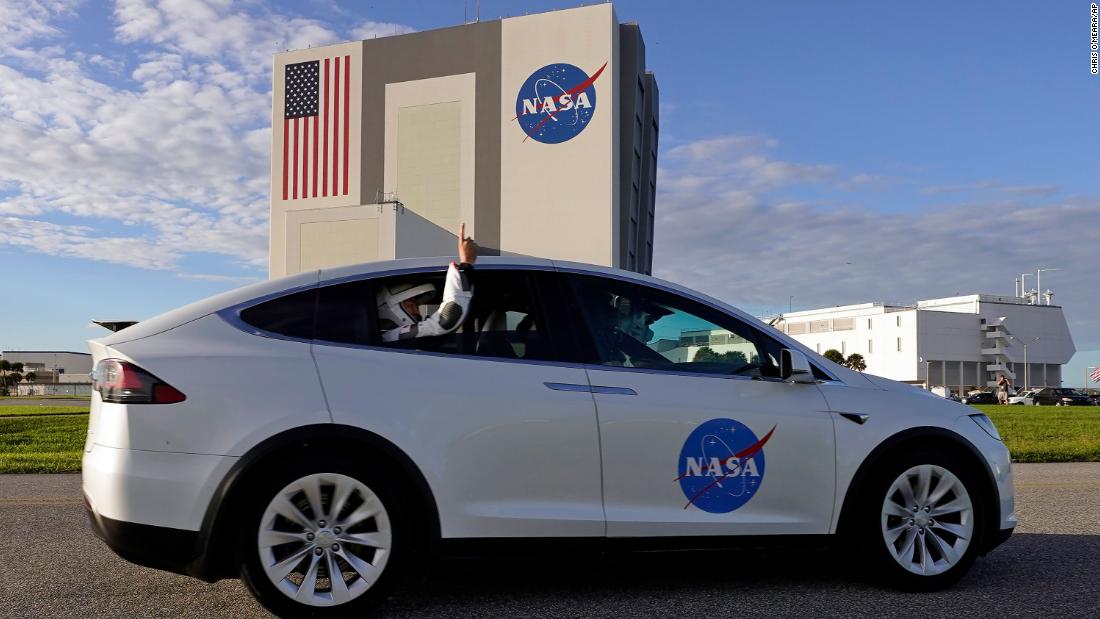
[[1007, 390, 1037, 406], [930, 386, 960, 402], [82, 257, 1016, 616], [961, 391, 998, 405], [1030, 388, 1092, 406]]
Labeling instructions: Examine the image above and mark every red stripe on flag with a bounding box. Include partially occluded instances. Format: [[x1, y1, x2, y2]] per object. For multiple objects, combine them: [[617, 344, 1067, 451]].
[[322, 58, 329, 197], [343, 54, 350, 196], [292, 117, 299, 200], [281, 118, 289, 201], [333, 56, 340, 198]]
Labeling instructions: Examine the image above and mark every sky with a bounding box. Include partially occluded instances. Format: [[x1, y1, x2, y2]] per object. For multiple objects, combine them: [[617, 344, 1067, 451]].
[[0, 1, 1097, 384]]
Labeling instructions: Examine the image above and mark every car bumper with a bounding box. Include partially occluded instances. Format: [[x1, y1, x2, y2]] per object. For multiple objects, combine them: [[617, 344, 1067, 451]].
[[82, 442, 236, 530], [84, 493, 201, 577], [82, 443, 238, 580]]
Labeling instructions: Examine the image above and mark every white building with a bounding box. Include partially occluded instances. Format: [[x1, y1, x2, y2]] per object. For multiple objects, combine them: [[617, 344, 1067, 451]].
[[773, 294, 1076, 392], [269, 4, 659, 277]]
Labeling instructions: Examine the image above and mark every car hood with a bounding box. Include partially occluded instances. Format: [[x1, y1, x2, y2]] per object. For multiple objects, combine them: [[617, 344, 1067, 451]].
[[859, 372, 948, 400]]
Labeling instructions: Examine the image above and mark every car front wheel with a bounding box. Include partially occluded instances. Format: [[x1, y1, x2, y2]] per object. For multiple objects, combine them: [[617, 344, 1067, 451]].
[[855, 450, 984, 591], [237, 454, 411, 617]]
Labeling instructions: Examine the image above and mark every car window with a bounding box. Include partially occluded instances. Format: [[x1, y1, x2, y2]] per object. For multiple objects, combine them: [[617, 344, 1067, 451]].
[[239, 288, 317, 339], [314, 279, 376, 346], [567, 274, 784, 378], [464, 271, 558, 362], [315, 269, 558, 362]]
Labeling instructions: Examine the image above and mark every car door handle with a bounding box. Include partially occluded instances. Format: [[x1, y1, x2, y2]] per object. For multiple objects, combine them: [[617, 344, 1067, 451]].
[[544, 382, 591, 393], [591, 385, 637, 396], [543, 383, 637, 396]]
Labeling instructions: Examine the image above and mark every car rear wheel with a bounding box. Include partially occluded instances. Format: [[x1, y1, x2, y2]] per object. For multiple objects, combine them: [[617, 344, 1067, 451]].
[[854, 450, 984, 591], [237, 454, 412, 617]]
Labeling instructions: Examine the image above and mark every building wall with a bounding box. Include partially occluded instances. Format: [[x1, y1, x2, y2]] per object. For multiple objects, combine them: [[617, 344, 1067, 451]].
[[777, 294, 1076, 389], [270, 5, 656, 278], [499, 4, 619, 267], [1, 351, 92, 375]]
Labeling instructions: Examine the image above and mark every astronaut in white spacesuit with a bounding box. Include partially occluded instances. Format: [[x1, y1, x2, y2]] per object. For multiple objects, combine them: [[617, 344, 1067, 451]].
[[376, 223, 478, 343]]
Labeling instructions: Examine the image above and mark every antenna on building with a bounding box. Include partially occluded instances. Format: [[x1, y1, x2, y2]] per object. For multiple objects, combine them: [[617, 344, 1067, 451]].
[[1044, 290, 1054, 306]]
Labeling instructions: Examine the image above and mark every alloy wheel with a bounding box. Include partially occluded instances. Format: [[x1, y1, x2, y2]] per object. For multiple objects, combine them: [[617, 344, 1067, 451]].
[[880, 464, 973, 576], [257, 472, 392, 607]]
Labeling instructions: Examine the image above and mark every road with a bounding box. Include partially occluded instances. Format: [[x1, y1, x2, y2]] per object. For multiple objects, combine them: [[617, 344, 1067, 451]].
[[1, 463, 1098, 618]]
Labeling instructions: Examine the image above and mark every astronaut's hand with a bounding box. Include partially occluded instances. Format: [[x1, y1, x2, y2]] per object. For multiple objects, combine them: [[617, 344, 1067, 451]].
[[458, 222, 478, 265]]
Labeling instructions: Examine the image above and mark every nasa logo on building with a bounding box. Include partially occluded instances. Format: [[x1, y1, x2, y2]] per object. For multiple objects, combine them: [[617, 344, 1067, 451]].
[[514, 62, 606, 144], [675, 418, 775, 514]]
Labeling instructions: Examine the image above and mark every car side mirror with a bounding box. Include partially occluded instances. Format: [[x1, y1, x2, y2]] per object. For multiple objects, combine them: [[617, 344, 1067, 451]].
[[780, 349, 817, 384]]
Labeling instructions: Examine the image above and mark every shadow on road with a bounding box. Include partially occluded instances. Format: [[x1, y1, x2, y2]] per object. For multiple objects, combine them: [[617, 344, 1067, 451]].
[[377, 533, 1100, 617]]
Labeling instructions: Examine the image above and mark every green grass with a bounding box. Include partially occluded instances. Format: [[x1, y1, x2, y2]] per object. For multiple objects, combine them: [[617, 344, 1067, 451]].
[[0, 406, 89, 417], [0, 403, 1096, 474], [973, 404, 1100, 462], [0, 414, 88, 473]]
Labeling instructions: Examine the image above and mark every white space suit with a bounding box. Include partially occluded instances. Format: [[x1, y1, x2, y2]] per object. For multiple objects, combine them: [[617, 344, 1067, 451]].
[[377, 262, 474, 343]]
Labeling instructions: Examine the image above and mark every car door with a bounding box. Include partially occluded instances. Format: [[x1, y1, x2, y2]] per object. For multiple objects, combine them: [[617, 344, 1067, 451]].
[[310, 265, 604, 539], [562, 271, 836, 537]]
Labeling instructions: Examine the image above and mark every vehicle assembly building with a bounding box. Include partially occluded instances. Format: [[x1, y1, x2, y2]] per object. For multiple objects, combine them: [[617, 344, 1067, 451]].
[[269, 4, 658, 278]]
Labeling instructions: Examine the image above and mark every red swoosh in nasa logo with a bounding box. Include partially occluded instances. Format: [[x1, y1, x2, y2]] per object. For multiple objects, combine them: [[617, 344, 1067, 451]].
[[678, 425, 776, 510], [515, 61, 607, 142]]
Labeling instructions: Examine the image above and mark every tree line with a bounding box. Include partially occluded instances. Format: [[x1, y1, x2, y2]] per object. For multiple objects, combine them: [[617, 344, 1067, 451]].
[[0, 360, 39, 395]]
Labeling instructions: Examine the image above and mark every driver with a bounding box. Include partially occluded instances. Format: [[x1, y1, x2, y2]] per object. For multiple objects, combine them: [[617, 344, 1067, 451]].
[[605, 295, 671, 366], [376, 223, 478, 343]]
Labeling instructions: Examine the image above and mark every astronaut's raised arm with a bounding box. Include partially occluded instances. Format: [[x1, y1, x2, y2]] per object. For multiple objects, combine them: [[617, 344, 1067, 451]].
[[381, 262, 474, 343]]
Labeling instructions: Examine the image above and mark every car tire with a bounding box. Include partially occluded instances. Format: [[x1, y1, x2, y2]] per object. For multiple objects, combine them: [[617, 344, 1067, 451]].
[[851, 448, 985, 591], [236, 452, 416, 617]]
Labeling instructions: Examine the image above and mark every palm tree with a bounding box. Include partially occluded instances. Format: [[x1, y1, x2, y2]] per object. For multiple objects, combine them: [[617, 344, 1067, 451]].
[[823, 349, 845, 365], [845, 353, 867, 372]]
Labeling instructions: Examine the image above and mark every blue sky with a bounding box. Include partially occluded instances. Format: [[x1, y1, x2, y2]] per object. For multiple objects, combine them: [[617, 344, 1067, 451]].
[[1, 1, 1097, 384]]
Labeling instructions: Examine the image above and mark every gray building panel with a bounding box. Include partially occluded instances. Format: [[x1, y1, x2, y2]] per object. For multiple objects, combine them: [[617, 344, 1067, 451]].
[[617, 23, 658, 274], [359, 21, 503, 253]]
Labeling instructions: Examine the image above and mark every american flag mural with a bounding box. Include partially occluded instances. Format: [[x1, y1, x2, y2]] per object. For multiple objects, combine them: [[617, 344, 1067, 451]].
[[1091, 367, 1100, 383], [282, 55, 352, 200]]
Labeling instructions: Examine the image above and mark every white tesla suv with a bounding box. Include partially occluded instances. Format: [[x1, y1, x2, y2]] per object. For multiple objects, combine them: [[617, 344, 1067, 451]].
[[83, 257, 1015, 617]]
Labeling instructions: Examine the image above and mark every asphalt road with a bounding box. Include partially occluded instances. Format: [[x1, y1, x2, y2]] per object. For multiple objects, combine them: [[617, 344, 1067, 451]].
[[1, 464, 1098, 618]]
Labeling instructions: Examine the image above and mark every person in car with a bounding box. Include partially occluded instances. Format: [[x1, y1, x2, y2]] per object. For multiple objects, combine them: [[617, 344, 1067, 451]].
[[376, 223, 478, 342]]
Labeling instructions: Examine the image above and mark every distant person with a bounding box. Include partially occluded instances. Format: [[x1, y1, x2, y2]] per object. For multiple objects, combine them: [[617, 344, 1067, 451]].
[[996, 374, 1012, 404]]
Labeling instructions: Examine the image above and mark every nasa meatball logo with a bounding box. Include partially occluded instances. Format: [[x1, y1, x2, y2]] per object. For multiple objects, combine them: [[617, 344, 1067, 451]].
[[514, 61, 606, 143], [676, 419, 776, 513]]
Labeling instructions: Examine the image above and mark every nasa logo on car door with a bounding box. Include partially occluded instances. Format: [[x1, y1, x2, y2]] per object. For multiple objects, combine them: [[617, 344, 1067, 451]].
[[676, 419, 776, 514], [514, 62, 606, 143]]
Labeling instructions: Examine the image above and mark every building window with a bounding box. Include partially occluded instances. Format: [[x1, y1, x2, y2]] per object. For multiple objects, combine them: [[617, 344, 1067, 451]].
[[896, 316, 901, 327], [868, 339, 873, 353], [896, 337, 902, 352], [816, 343, 821, 354], [841, 341, 847, 355], [867, 319, 872, 330]]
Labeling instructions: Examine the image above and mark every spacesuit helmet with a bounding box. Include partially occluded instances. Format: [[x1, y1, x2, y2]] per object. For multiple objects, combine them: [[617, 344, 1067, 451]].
[[614, 296, 670, 344], [376, 281, 438, 328]]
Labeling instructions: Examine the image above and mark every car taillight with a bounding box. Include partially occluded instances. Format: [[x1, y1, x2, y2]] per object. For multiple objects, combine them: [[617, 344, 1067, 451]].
[[91, 359, 186, 404]]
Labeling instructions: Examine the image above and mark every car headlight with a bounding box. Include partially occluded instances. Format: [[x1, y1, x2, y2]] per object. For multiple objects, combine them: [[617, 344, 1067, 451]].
[[969, 413, 1002, 441]]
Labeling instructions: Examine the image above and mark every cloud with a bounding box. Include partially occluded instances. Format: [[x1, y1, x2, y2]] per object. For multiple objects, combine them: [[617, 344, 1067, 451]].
[[653, 135, 1100, 349], [666, 135, 778, 162], [920, 180, 1060, 197], [0, 1, 412, 276]]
